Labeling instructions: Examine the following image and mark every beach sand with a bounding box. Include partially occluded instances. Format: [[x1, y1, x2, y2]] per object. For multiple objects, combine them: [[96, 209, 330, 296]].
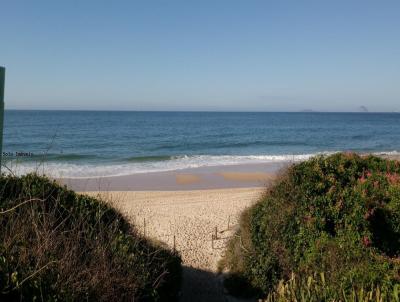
[[84, 187, 265, 301]]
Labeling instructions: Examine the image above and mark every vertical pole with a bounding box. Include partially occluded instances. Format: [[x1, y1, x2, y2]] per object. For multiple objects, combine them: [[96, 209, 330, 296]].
[[0, 67, 5, 175]]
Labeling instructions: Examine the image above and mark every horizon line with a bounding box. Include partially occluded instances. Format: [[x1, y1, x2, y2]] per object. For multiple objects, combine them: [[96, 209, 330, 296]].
[[4, 109, 400, 113]]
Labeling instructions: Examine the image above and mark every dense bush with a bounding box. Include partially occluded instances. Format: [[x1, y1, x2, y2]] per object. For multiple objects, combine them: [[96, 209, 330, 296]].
[[0, 174, 182, 301], [221, 153, 400, 297]]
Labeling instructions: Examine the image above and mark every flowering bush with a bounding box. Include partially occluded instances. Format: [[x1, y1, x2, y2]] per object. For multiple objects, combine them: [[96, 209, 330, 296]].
[[221, 153, 400, 297]]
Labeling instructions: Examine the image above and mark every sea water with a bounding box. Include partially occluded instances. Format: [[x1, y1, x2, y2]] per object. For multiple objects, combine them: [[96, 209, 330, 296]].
[[3, 111, 400, 177]]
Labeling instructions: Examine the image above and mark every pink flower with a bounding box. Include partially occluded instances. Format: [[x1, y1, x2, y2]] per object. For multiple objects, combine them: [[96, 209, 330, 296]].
[[386, 172, 400, 184], [362, 236, 371, 247]]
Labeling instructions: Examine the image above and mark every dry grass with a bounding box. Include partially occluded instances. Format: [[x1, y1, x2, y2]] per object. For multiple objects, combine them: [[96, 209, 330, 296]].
[[0, 174, 181, 301]]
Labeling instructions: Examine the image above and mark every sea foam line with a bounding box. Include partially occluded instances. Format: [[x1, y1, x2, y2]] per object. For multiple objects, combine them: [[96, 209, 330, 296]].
[[4, 151, 399, 178]]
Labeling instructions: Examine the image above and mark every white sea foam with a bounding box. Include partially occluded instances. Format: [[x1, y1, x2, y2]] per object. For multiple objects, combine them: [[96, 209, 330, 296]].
[[3, 152, 329, 178], [4, 151, 399, 178]]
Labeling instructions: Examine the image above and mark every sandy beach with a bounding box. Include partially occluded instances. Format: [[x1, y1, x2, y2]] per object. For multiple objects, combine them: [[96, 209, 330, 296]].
[[85, 187, 265, 301]]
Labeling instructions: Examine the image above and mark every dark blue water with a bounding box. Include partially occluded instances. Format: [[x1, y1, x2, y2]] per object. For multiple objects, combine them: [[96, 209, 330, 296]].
[[3, 111, 400, 177]]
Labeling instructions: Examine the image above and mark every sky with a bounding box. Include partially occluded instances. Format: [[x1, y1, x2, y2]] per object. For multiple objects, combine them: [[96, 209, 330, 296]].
[[1, 0, 399, 112]]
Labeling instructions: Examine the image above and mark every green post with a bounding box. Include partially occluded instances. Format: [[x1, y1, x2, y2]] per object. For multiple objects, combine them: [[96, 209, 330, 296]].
[[0, 67, 5, 175]]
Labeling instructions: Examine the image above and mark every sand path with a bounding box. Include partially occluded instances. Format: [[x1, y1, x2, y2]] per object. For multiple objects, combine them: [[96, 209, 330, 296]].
[[86, 188, 264, 301]]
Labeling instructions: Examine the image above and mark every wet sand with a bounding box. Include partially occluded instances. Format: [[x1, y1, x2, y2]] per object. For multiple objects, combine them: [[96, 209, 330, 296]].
[[61, 162, 286, 191]]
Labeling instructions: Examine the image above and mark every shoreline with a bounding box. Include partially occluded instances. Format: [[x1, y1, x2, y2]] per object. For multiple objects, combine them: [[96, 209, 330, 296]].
[[60, 162, 286, 191], [59, 153, 400, 191]]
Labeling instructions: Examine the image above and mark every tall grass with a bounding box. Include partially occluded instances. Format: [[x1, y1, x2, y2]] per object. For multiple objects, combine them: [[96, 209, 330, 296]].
[[264, 273, 400, 302], [0, 173, 182, 301]]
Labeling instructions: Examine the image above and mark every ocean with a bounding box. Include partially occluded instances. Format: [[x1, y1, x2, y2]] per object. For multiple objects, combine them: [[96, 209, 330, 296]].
[[3, 110, 400, 178]]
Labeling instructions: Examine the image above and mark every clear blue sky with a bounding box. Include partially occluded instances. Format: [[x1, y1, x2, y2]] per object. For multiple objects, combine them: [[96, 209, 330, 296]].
[[1, 0, 399, 111]]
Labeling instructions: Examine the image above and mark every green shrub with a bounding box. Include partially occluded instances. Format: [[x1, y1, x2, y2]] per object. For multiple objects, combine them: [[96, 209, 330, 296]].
[[221, 153, 400, 297], [0, 174, 182, 301]]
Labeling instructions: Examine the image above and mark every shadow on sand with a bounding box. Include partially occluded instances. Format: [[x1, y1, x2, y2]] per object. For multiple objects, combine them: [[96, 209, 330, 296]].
[[179, 266, 257, 302]]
